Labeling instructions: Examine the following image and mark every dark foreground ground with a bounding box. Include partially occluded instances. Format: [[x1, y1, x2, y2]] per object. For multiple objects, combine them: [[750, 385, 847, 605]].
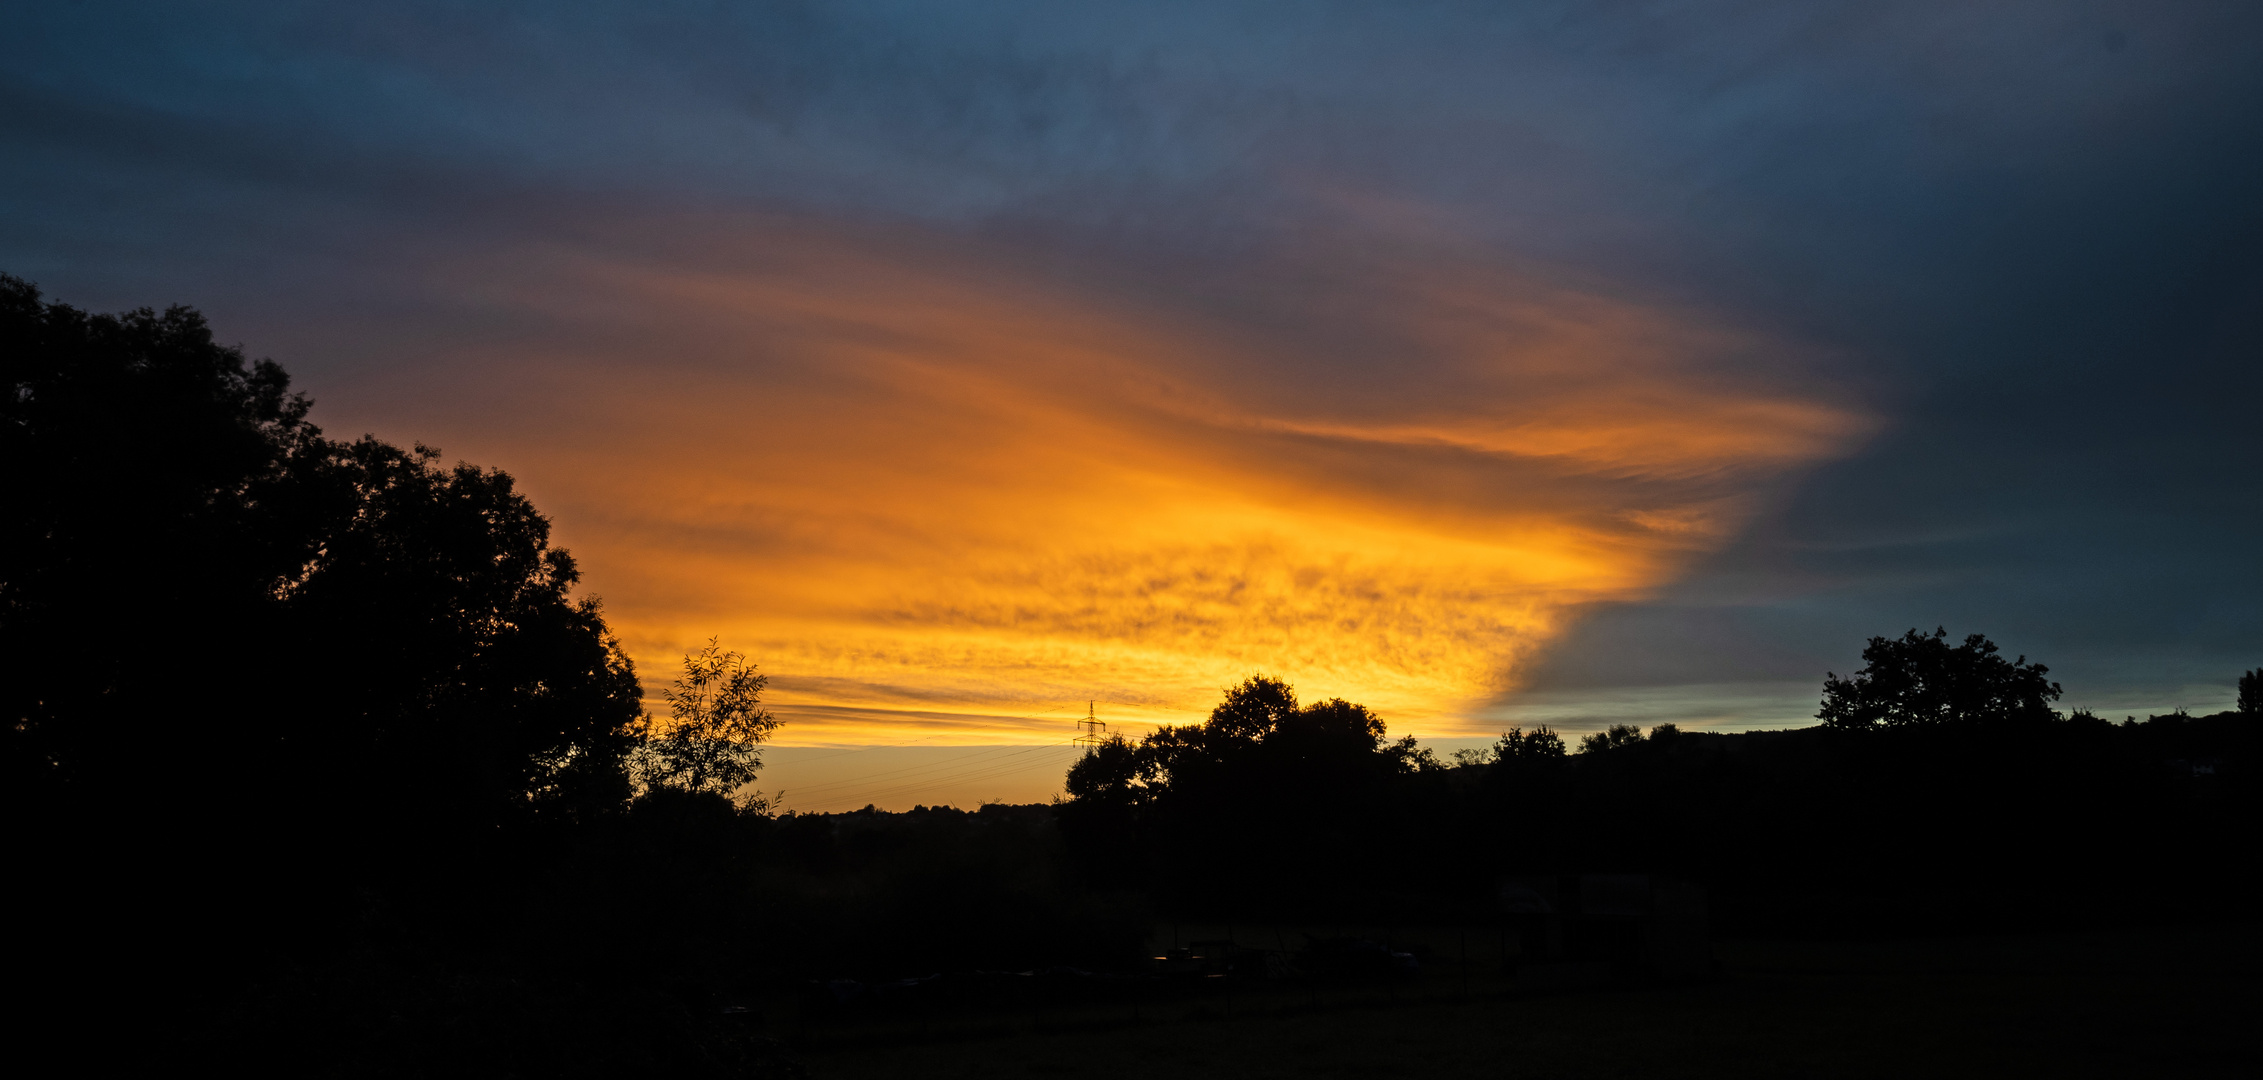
[[799, 924, 2259, 1079]]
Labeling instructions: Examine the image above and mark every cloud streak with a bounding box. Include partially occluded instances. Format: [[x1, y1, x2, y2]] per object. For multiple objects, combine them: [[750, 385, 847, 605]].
[[343, 212, 1867, 740]]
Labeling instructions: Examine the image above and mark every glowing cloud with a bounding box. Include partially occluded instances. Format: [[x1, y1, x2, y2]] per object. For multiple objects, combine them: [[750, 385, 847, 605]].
[[353, 213, 1870, 743]]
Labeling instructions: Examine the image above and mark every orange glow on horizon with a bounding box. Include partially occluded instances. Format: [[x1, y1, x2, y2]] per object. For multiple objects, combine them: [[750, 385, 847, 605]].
[[335, 213, 1872, 745]]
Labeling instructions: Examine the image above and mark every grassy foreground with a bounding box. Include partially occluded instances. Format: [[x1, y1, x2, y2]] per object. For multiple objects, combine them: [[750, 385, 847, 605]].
[[800, 924, 2258, 1079]]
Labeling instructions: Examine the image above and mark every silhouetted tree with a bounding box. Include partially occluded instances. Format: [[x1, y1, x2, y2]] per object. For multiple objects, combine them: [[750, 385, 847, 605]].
[[1580, 724, 1646, 753], [1081, 675, 1424, 796], [3, 275, 646, 964], [1064, 732, 1147, 804], [1270, 696, 1386, 761], [1492, 725, 1568, 762], [1059, 675, 1441, 905], [1817, 627, 2062, 730], [273, 437, 646, 836], [1205, 673, 1300, 743], [2240, 668, 2261, 716], [633, 639, 779, 808], [3, 273, 330, 802]]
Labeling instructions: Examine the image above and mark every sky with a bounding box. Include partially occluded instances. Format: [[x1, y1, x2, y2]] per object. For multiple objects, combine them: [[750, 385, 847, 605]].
[[6, 2, 2259, 806]]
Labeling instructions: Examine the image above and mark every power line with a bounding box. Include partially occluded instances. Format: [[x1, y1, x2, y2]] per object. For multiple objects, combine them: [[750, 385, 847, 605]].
[[763, 701, 1127, 810], [759, 730, 954, 766], [788, 739, 1083, 809], [783, 740, 1078, 805], [759, 704, 1068, 768], [768, 741, 1056, 799], [759, 703, 1078, 798]]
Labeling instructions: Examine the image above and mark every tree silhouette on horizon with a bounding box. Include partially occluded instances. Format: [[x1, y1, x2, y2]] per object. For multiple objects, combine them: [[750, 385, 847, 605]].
[[1817, 627, 2062, 730]]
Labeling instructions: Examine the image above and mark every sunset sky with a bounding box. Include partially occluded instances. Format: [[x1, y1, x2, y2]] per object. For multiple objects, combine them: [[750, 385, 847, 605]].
[[6, 3, 2259, 806]]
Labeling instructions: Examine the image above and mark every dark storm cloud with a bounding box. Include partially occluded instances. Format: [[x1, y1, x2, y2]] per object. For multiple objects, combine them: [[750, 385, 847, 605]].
[[5, 1, 2257, 723]]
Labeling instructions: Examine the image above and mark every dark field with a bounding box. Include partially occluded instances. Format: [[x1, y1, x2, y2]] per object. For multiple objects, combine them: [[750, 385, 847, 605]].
[[799, 924, 2260, 1079]]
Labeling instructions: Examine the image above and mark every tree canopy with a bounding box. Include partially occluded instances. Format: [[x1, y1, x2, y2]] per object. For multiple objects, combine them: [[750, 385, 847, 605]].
[[1816, 627, 2062, 730], [2, 274, 644, 872], [1059, 675, 1440, 905], [1065, 675, 1430, 806], [1580, 723, 1646, 753]]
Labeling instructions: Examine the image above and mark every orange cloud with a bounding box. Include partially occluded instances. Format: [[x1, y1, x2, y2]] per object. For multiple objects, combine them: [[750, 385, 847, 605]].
[[341, 212, 1870, 744]]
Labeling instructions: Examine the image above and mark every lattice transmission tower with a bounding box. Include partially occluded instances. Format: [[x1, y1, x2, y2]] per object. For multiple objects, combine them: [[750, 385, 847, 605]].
[[1073, 700, 1108, 748]]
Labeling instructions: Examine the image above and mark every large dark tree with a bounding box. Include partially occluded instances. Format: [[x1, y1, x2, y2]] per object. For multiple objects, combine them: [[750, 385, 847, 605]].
[[271, 438, 646, 834], [1816, 627, 2062, 730], [3, 275, 643, 959], [3, 275, 329, 798], [1065, 675, 1430, 803], [1061, 675, 1441, 909]]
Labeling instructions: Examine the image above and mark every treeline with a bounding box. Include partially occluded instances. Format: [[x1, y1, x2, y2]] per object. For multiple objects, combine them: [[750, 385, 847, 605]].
[[1057, 639, 2262, 935]]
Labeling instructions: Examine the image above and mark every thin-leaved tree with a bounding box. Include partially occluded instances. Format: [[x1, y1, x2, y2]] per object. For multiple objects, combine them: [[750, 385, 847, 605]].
[[633, 639, 780, 808]]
